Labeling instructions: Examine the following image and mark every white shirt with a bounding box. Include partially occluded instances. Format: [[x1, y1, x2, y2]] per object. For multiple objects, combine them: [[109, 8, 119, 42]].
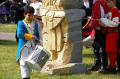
[[84, 0, 90, 8], [30, 1, 42, 16], [23, 0, 31, 4]]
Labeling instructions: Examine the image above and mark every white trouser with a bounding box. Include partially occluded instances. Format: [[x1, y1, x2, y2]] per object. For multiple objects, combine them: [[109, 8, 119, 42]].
[[20, 57, 32, 78], [19, 44, 34, 78]]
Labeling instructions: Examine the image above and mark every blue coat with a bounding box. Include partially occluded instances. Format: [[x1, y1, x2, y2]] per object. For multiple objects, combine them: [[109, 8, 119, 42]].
[[16, 20, 40, 61]]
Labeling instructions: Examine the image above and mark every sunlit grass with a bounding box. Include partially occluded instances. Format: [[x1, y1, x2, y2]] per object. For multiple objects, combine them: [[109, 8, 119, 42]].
[[0, 24, 17, 33], [0, 24, 120, 79], [0, 40, 120, 79]]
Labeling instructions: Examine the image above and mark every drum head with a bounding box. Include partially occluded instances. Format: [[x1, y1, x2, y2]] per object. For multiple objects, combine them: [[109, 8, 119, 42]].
[[25, 45, 50, 71]]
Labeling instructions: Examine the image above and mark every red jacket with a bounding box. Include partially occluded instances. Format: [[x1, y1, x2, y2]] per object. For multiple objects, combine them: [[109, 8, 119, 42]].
[[90, 0, 110, 29]]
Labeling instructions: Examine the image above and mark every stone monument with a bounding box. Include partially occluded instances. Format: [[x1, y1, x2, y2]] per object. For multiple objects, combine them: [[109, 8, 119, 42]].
[[41, 0, 88, 74]]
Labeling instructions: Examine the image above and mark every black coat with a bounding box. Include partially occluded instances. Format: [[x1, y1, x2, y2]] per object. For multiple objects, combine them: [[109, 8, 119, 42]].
[[116, 0, 120, 10]]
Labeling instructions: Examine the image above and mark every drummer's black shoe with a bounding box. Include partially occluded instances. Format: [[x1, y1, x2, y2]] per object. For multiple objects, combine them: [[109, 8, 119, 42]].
[[23, 77, 30, 79], [116, 69, 120, 73]]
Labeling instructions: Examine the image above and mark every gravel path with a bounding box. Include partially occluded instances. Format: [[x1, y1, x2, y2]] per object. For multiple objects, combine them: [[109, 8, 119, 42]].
[[0, 33, 15, 40]]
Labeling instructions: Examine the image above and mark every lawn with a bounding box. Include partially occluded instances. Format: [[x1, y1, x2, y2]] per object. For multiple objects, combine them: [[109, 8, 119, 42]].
[[0, 24, 17, 33], [0, 40, 120, 79], [0, 24, 120, 79]]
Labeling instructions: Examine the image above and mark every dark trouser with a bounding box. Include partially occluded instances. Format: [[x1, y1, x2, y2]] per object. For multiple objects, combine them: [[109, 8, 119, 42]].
[[92, 30, 108, 69], [23, 78, 30, 79], [117, 31, 120, 70], [117, 55, 120, 70]]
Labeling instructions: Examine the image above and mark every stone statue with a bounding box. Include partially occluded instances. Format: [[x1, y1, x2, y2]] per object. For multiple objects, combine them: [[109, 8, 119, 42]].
[[41, 0, 88, 74]]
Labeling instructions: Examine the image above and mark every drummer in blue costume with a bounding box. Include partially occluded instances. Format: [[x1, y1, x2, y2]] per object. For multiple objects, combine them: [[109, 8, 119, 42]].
[[16, 5, 41, 79]]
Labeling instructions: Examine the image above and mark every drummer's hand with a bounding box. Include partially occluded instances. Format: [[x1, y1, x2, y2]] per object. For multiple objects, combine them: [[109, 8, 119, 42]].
[[24, 33, 33, 40]]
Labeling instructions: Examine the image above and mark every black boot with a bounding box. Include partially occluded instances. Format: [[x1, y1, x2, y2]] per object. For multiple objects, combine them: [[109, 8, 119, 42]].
[[88, 61, 101, 71], [99, 33, 108, 71], [23, 77, 30, 79], [89, 36, 101, 71], [116, 55, 120, 73], [100, 50, 108, 71], [88, 51, 101, 71]]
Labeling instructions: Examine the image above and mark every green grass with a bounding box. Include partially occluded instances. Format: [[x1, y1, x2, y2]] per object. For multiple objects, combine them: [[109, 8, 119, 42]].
[[0, 40, 120, 79], [0, 24, 17, 33], [0, 24, 120, 79]]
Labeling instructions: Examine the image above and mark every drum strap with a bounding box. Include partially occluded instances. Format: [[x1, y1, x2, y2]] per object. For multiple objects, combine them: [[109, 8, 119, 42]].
[[23, 20, 36, 47], [23, 20, 40, 40], [23, 20, 35, 34]]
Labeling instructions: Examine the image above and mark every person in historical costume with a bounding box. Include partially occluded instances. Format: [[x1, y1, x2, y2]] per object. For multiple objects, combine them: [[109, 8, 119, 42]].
[[88, 0, 110, 71], [16, 5, 41, 79], [30, 0, 42, 21], [100, 0, 120, 74], [116, 0, 120, 10], [116, 12, 120, 73], [82, 0, 93, 40], [116, 0, 120, 73], [41, 0, 85, 67], [82, 0, 94, 47], [23, 0, 31, 5]]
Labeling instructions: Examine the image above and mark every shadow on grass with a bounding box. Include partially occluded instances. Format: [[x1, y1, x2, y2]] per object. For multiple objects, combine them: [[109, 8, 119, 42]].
[[84, 63, 93, 68], [0, 40, 17, 46], [83, 53, 93, 58], [83, 53, 94, 68]]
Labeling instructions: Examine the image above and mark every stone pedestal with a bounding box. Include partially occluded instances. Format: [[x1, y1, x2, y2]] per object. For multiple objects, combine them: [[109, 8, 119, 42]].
[[41, 63, 88, 75]]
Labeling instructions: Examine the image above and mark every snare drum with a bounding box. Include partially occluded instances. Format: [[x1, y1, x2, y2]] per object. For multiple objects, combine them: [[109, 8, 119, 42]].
[[25, 45, 50, 71]]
